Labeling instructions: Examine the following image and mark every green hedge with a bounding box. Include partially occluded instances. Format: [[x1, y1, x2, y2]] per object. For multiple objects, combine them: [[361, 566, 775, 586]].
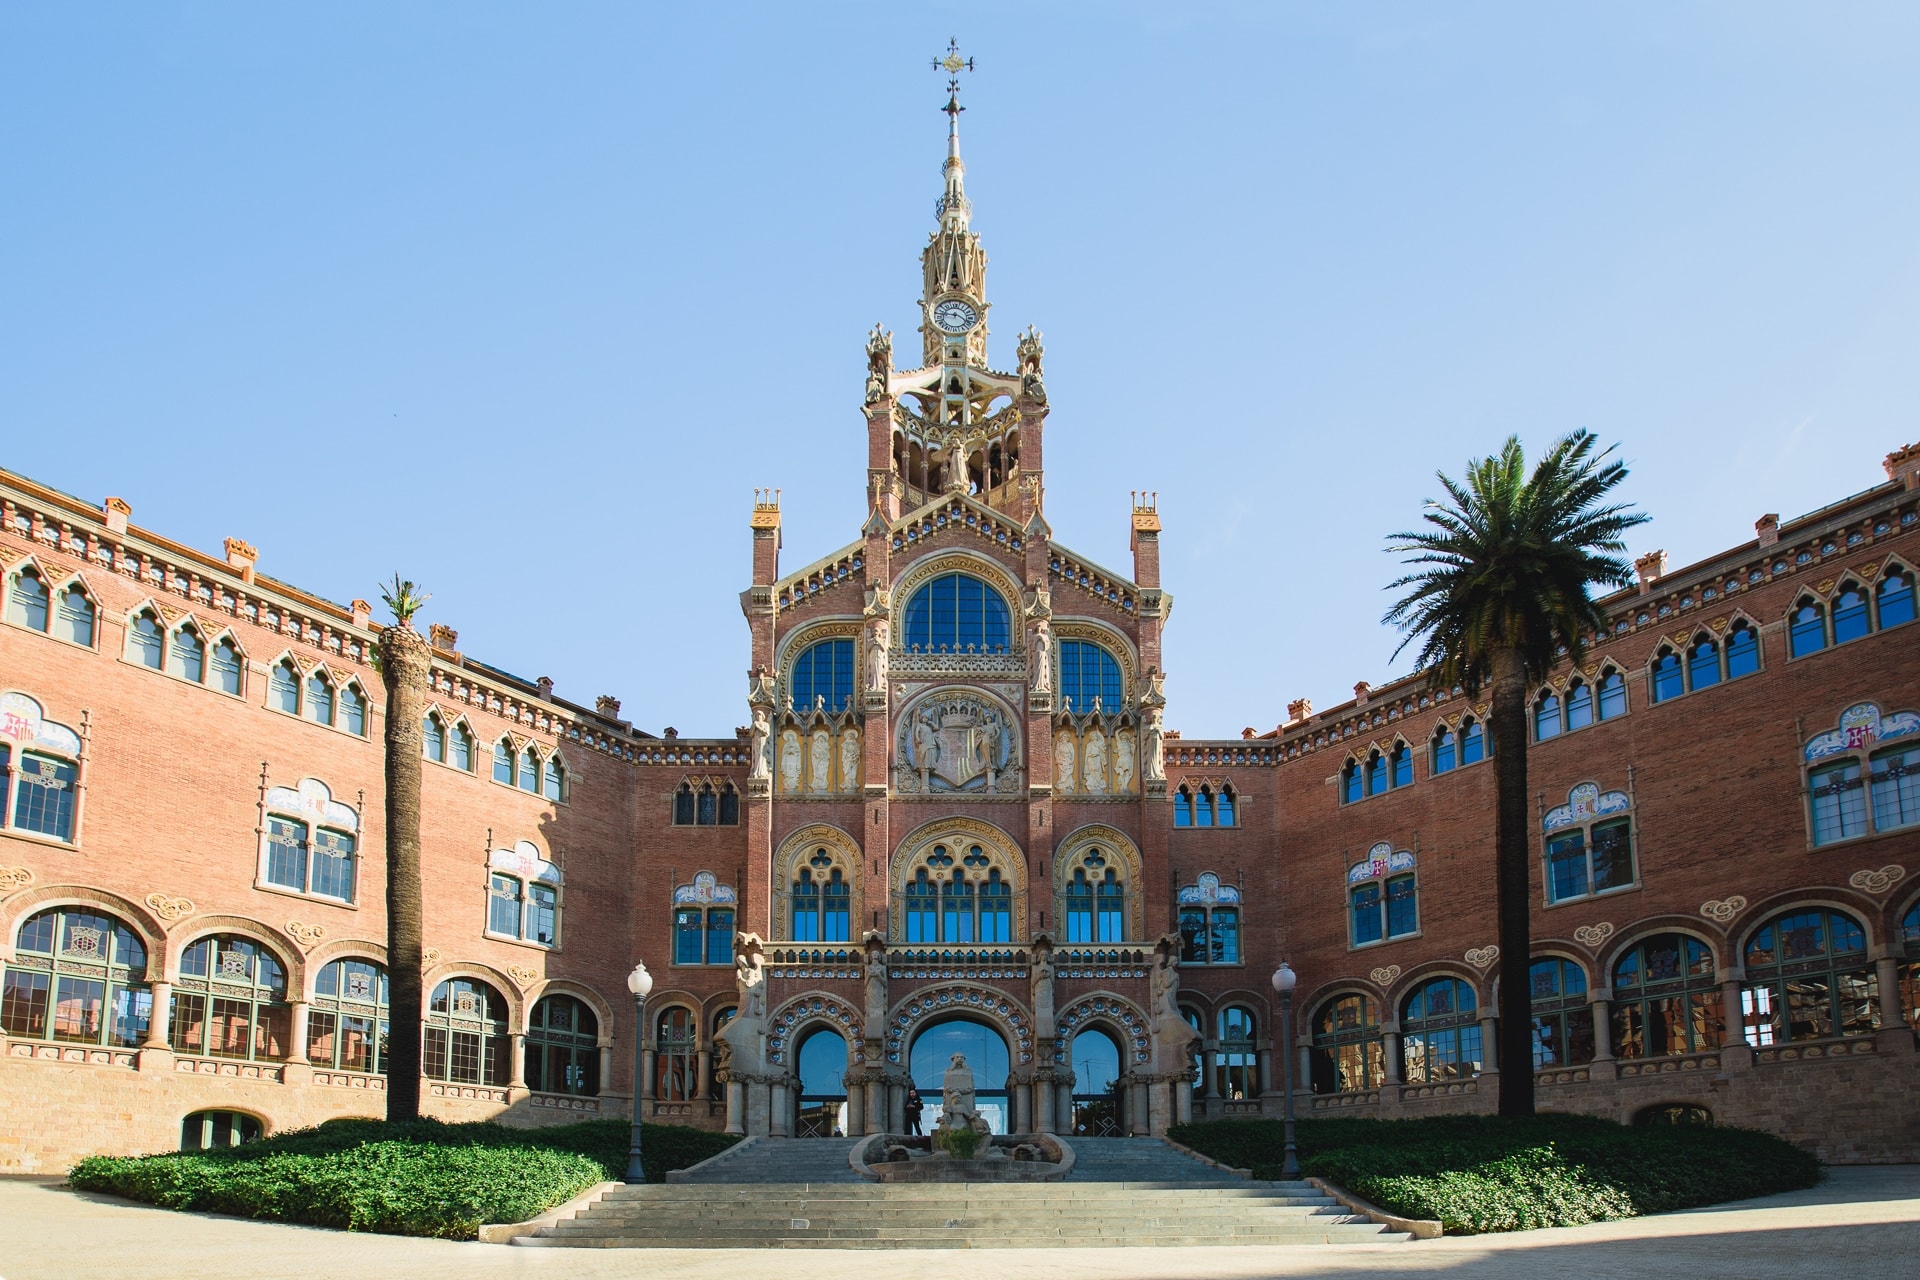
[[69, 1117, 739, 1238], [1169, 1114, 1821, 1234]]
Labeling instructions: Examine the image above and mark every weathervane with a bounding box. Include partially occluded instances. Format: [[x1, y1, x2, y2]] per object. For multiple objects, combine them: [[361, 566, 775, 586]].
[[932, 37, 974, 119]]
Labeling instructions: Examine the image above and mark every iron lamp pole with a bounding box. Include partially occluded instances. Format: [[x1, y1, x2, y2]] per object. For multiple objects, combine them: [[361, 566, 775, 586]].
[[1271, 961, 1300, 1180], [625, 960, 654, 1184]]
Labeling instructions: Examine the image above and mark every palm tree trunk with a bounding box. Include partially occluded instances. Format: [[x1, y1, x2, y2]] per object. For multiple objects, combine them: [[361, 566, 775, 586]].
[[379, 623, 432, 1122], [1487, 645, 1535, 1118]]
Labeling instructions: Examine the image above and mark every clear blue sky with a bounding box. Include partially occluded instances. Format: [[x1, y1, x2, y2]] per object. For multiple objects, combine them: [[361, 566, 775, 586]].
[[5, 4, 1917, 739]]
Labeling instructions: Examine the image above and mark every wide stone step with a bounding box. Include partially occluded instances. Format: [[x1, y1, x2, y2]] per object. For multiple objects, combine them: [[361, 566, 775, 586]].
[[548, 1208, 1352, 1232], [520, 1229, 1408, 1249]]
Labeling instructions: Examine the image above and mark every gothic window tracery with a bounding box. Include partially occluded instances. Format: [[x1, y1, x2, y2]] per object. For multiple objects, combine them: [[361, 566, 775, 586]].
[[903, 844, 1011, 944], [1062, 849, 1125, 944]]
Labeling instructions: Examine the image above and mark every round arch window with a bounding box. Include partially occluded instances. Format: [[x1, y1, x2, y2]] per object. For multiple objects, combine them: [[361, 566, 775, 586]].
[[903, 573, 1011, 654]]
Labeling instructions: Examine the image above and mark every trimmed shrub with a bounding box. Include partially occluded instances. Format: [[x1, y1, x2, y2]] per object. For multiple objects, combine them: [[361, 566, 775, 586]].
[[1168, 1114, 1821, 1234], [69, 1117, 740, 1238]]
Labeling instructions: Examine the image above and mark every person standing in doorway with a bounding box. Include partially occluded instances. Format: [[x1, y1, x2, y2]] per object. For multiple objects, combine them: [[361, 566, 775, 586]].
[[904, 1086, 924, 1136]]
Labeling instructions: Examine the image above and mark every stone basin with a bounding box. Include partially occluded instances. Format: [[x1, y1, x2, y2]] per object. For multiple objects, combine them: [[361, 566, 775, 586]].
[[850, 1132, 1075, 1182]]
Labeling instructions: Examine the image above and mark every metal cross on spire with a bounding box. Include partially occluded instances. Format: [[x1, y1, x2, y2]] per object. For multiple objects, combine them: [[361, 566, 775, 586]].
[[932, 37, 974, 120]]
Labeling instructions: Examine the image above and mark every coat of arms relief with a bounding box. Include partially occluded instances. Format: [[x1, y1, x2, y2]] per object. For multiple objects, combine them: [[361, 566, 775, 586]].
[[893, 691, 1022, 794]]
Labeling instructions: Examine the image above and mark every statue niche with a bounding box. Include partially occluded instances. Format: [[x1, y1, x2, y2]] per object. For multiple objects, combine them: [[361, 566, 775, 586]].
[[895, 691, 1020, 794]]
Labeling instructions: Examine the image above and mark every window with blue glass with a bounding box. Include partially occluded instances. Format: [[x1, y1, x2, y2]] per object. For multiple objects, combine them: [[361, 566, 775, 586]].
[[1565, 679, 1593, 730], [1597, 669, 1628, 718], [340, 684, 367, 737], [1724, 622, 1760, 678], [1650, 648, 1684, 702], [1542, 784, 1636, 904], [1059, 640, 1124, 713], [672, 872, 738, 964], [790, 638, 855, 713], [1401, 977, 1482, 1083], [1789, 600, 1827, 658], [1431, 727, 1457, 775], [449, 720, 475, 771], [1390, 744, 1412, 787], [1535, 691, 1563, 740], [1461, 720, 1486, 764], [1688, 637, 1721, 690], [1831, 584, 1870, 644], [1878, 569, 1915, 629], [790, 853, 851, 943], [1347, 844, 1418, 946], [6, 567, 50, 631], [1434, 719, 1487, 775], [902, 573, 1012, 653], [1176, 872, 1242, 964], [673, 780, 739, 825], [1063, 847, 1126, 944]]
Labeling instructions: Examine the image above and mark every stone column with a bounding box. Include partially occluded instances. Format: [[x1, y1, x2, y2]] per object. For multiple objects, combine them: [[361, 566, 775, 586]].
[[1257, 1046, 1273, 1096], [1175, 1076, 1193, 1124], [142, 981, 172, 1049], [1479, 1016, 1499, 1072], [1589, 996, 1613, 1061], [1382, 1031, 1403, 1084], [288, 1000, 310, 1062], [1012, 1079, 1029, 1133], [695, 1048, 712, 1100], [725, 1078, 745, 1135], [888, 1078, 906, 1133], [1057, 1081, 1073, 1133], [1033, 1073, 1055, 1134], [509, 1033, 528, 1091], [770, 1080, 791, 1137], [1199, 1039, 1218, 1099], [1298, 1044, 1312, 1097], [1876, 956, 1906, 1029], [1720, 980, 1747, 1048], [1128, 1078, 1148, 1135], [844, 1073, 864, 1137]]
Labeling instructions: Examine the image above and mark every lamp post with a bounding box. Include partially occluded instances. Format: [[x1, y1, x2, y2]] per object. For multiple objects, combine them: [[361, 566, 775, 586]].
[[1271, 962, 1300, 1180], [625, 960, 654, 1184]]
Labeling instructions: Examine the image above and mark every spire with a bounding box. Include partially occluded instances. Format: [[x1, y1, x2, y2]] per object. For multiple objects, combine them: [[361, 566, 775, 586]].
[[935, 39, 973, 233], [922, 39, 987, 368]]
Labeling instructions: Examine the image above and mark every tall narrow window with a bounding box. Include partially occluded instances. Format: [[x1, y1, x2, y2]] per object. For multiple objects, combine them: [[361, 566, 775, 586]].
[[489, 875, 524, 937], [1650, 649, 1683, 702], [542, 756, 566, 802], [1058, 640, 1124, 712], [1877, 570, 1916, 629], [1212, 1006, 1259, 1099], [1831, 586, 1870, 644], [12, 752, 78, 842], [450, 722, 474, 771], [6, 568, 50, 631], [518, 748, 540, 793], [979, 869, 1012, 942], [1389, 744, 1412, 787], [308, 959, 388, 1075], [305, 672, 334, 726], [1432, 728, 1457, 775], [1811, 761, 1868, 845], [171, 626, 206, 683], [1096, 868, 1126, 942], [674, 907, 703, 963], [673, 783, 696, 825], [1724, 623, 1760, 678], [269, 660, 299, 713], [1365, 750, 1387, 796], [697, 784, 717, 825], [1596, 670, 1627, 719], [170, 935, 291, 1062], [1401, 977, 1481, 1084], [706, 907, 734, 964], [1349, 881, 1383, 946], [211, 639, 243, 695], [339, 684, 366, 736], [790, 638, 856, 713], [906, 869, 939, 943], [655, 1006, 696, 1101], [423, 713, 446, 762], [822, 868, 850, 942], [424, 978, 509, 1086], [1341, 760, 1362, 803], [1789, 601, 1827, 658], [1310, 993, 1383, 1095], [1461, 720, 1486, 765], [1535, 692, 1563, 740], [527, 995, 599, 1096], [53, 585, 94, 646], [1530, 958, 1593, 1069], [1741, 909, 1877, 1046], [719, 784, 739, 824], [1870, 745, 1920, 833], [526, 882, 558, 945], [493, 740, 514, 784], [1612, 934, 1721, 1059], [1216, 786, 1237, 825], [1564, 680, 1593, 730], [130, 610, 164, 669], [1174, 787, 1193, 825], [791, 867, 821, 942], [1688, 638, 1721, 691], [1194, 785, 1214, 827], [1, 907, 149, 1048]]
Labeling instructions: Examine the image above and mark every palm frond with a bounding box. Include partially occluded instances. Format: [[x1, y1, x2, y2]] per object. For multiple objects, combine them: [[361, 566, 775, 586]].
[[379, 574, 431, 628]]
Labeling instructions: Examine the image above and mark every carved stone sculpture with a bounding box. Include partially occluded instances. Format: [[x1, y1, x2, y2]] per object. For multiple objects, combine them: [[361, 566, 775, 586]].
[[1082, 728, 1108, 793], [809, 730, 831, 794], [1114, 729, 1136, 793], [1142, 706, 1166, 782], [839, 729, 861, 790], [749, 705, 772, 782], [1029, 618, 1052, 694], [866, 618, 889, 694], [1053, 733, 1076, 795], [779, 730, 803, 793]]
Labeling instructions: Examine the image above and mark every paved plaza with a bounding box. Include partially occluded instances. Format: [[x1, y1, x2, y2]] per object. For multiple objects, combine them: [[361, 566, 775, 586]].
[[2, 1167, 1917, 1280]]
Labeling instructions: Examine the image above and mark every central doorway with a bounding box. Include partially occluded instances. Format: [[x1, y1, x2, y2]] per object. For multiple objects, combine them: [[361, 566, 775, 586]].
[[1071, 1027, 1124, 1136], [909, 1016, 1012, 1134], [794, 1026, 849, 1137]]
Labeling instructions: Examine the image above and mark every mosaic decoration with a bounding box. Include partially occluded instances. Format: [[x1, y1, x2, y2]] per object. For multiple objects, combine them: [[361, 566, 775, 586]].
[[1464, 946, 1499, 969], [0, 691, 81, 756], [144, 893, 195, 923], [1347, 842, 1416, 885], [489, 839, 560, 885], [286, 921, 325, 949], [313, 830, 353, 861], [884, 986, 1033, 1067], [345, 971, 374, 1000], [454, 991, 480, 1016], [1572, 922, 1616, 948], [63, 924, 103, 960], [1176, 871, 1242, 906], [1848, 865, 1907, 896], [264, 778, 359, 833], [1368, 965, 1401, 987], [1055, 995, 1151, 1065], [1699, 895, 1747, 925], [767, 995, 862, 1067], [1805, 703, 1920, 762], [1543, 783, 1631, 834], [219, 949, 252, 979], [672, 870, 737, 906]]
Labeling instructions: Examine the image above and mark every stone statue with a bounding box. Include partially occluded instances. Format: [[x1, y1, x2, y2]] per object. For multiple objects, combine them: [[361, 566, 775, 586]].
[[1151, 935, 1200, 1071], [1083, 728, 1108, 794], [1053, 733, 1075, 795], [719, 934, 769, 1077], [780, 729, 803, 793], [937, 1053, 989, 1137], [809, 730, 831, 793], [865, 324, 892, 405], [1142, 706, 1166, 782], [1017, 326, 1047, 406], [839, 729, 861, 790], [912, 715, 940, 772], [1029, 618, 1052, 694], [749, 704, 772, 781], [865, 618, 888, 694], [1114, 729, 1136, 792]]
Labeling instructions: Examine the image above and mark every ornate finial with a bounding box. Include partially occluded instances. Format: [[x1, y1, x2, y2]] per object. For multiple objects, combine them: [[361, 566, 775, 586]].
[[932, 37, 975, 108], [864, 324, 893, 405]]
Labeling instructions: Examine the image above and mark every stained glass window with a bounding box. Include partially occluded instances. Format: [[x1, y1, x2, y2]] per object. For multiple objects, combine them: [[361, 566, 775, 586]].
[[1, 906, 149, 1048], [1741, 909, 1876, 1046]]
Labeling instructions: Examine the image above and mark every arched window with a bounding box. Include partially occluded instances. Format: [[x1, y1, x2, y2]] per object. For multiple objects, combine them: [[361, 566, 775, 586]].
[[129, 610, 164, 669], [488, 868, 558, 946], [1461, 719, 1486, 765], [425, 978, 509, 1086], [181, 1111, 262, 1151], [1213, 1006, 1259, 1099], [1688, 637, 1721, 691], [1401, 976, 1481, 1083], [171, 625, 206, 683], [528, 995, 599, 1096], [1564, 679, 1593, 731], [1365, 750, 1387, 796], [790, 638, 855, 714], [339, 684, 367, 737], [6, 567, 50, 631], [655, 1006, 696, 1101], [1899, 902, 1920, 1031], [1348, 844, 1418, 947], [905, 868, 938, 943], [542, 755, 566, 802], [980, 868, 1012, 942], [1543, 783, 1635, 904], [1389, 744, 1412, 787], [269, 659, 299, 713], [1789, 600, 1827, 658], [492, 740, 514, 784], [5, 735, 81, 844], [1061, 847, 1125, 944], [0, 906, 149, 1047], [263, 788, 358, 903], [1535, 691, 1562, 740], [305, 671, 334, 726], [53, 584, 94, 646], [1611, 933, 1721, 1059], [1871, 743, 1920, 832], [1309, 993, 1383, 1095], [1831, 585, 1870, 644], [308, 958, 388, 1074], [518, 747, 540, 793], [449, 721, 475, 771], [1877, 569, 1916, 629], [902, 573, 1012, 653], [1341, 758, 1362, 803], [1529, 957, 1593, 1070], [1810, 759, 1868, 844], [1724, 623, 1760, 678], [1217, 785, 1237, 825], [1176, 872, 1242, 965], [1597, 669, 1627, 719], [1193, 785, 1215, 827], [423, 713, 446, 762], [1650, 648, 1683, 702], [1175, 781, 1238, 825], [673, 782, 696, 825], [1741, 908, 1877, 1046], [1174, 787, 1194, 825], [1059, 640, 1123, 712], [789, 851, 850, 943], [211, 639, 243, 694], [171, 935, 290, 1061], [1431, 726, 1457, 775]]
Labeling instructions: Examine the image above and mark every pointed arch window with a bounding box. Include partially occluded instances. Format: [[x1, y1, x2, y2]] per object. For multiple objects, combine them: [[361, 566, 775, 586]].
[[423, 712, 446, 762], [1597, 669, 1627, 719], [492, 740, 514, 784], [305, 672, 334, 726], [542, 755, 566, 802], [1402, 976, 1481, 1083], [1611, 934, 1721, 1059], [902, 572, 1012, 654], [1650, 647, 1683, 702], [789, 852, 849, 943], [518, 747, 540, 793], [425, 978, 509, 1085], [1789, 600, 1828, 658], [528, 994, 599, 1096], [308, 959, 388, 1074], [1390, 744, 1412, 787], [790, 638, 855, 714], [1341, 758, 1363, 803], [1534, 691, 1563, 740], [673, 780, 738, 825], [339, 683, 367, 737], [6, 567, 50, 631], [1877, 569, 1915, 629], [979, 868, 1012, 942], [170, 935, 291, 1061], [1309, 993, 1383, 1095], [1529, 957, 1593, 1069], [54, 584, 94, 646], [1, 906, 149, 1047], [1194, 785, 1214, 827], [212, 639, 243, 695], [1724, 622, 1760, 678], [1687, 637, 1721, 690], [1431, 726, 1457, 775], [1461, 719, 1486, 765], [449, 721, 475, 771], [171, 625, 206, 683], [1564, 679, 1593, 730], [1058, 639, 1124, 713], [1831, 585, 1870, 644], [1366, 750, 1387, 795], [1740, 908, 1877, 1046], [129, 610, 164, 669], [1174, 787, 1194, 825]]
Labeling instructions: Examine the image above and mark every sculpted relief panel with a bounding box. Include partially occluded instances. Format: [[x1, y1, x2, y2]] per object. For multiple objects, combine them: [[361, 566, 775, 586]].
[[894, 689, 1023, 794]]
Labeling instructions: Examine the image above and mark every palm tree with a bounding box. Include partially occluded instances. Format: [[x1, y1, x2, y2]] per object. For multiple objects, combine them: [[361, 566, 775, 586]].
[[1384, 432, 1646, 1118], [377, 575, 432, 1123]]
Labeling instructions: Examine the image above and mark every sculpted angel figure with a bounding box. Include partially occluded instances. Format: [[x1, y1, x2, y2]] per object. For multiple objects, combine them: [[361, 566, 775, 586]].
[[779, 730, 803, 792]]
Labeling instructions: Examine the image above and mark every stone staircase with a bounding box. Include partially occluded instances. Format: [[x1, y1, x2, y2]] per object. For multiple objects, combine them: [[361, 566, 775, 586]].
[[511, 1136, 1410, 1248]]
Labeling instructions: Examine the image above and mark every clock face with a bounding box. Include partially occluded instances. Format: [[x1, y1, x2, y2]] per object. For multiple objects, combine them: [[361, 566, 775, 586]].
[[932, 299, 979, 334]]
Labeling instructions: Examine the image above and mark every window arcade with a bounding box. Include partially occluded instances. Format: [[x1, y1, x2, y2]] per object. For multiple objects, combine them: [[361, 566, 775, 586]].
[[673, 778, 740, 826], [527, 994, 599, 1096], [1061, 847, 1125, 944], [9, 567, 94, 646], [425, 977, 510, 1086], [486, 840, 561, 947], [1343, 742, 1412, 803], [260, 778, 359, 903], [0, 692, 83, 844], [1, 906, 150, 1047], [494, 738, 565, 799], [1740, 908, 1877, 1046], [170, 934, 291, 1062], [1174, 782, 1238, 828], [907, 843, 1014, 944], [673, 870, 739, 963], [308, 958, 388, 1075], [1348, 842, 1418, 946], [5, 565, 51, 632], [1430, 718, 1487, 776], [1176, 871, 1241, 964], [1542, 783, 1635, 904]]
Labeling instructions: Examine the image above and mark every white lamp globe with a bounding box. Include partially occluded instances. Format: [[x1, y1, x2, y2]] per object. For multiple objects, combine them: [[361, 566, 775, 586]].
[[627, 960, 654, 998], [1271, 962, 1296, 995]]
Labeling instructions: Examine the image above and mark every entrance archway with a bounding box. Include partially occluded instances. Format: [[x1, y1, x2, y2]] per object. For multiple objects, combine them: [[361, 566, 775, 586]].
[[794, 1026, 849, 1138], [1071, 1027, 1124, 1136], [910, 1017, 1011, 1134]]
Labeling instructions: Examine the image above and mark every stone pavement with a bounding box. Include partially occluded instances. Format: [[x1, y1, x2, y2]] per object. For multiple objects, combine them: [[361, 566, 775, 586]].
[[2, 1167, 1917, 1280]]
